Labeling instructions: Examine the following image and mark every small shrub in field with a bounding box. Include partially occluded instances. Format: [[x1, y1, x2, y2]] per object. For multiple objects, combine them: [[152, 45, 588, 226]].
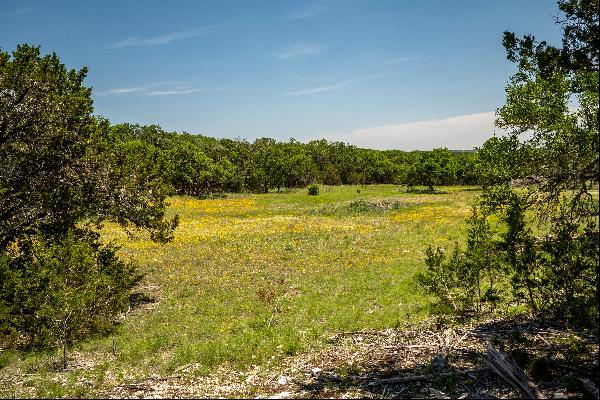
[[417, 245, 474, 315], [417, 207, 503, 317], [307, 184, 319, 196], [346, 200, 406, 214], [313, 199, 408, 216], [347, 200, 380, 213]]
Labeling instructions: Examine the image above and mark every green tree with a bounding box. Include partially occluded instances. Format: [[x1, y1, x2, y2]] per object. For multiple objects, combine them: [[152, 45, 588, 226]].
[[454, 151, 479, 185], [0, 45, 178, 249], [0, 44, 178, 350], [161, 140, 214, 195], [417, 0, 598, 326], [491, 0, 598, 324], [280, 140, 316, 189], [404, 148, 456, 191]]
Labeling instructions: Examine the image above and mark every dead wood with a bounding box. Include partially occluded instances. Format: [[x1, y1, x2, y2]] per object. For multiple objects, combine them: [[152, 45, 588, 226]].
[[484, 345, 545, 399], [365, 367, 487, 386], [579, 378, 599, 399]]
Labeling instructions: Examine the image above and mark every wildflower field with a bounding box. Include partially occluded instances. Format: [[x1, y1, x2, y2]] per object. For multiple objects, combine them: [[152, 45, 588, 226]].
[[1, 184, 479, 397]]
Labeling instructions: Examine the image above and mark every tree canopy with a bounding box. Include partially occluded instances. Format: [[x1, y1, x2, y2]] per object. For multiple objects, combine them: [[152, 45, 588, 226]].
[[418, 0, 598, 326], [0, 45, 178, 251], [0, 44, 178, 349]]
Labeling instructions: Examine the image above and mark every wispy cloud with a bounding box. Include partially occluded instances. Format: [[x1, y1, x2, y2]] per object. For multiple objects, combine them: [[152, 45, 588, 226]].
[[147, 88, 207, 96], [107, 87, 144, 95], [287, 80, 353, 96], [277, 43, 327, 59], [319, 112, 498, 150], [383, 55, 429, 65], [110, 27, 214, 48], [97, 83, 229, 97], [10, 7, 39, 15], [286, 74, 380, 96], [290, 0, 329, 19]]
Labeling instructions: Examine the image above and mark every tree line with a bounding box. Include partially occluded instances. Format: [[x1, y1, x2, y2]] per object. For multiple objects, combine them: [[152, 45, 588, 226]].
[[107, 122, 481, 196]]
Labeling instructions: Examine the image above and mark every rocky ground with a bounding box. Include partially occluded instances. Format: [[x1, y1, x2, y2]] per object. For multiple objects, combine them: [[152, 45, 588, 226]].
[[104, 317, 599, 399]]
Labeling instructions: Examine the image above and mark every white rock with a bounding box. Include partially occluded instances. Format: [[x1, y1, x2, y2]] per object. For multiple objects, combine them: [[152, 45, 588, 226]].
[[277, 376, 287, 385], [311, 367, 322, 374]]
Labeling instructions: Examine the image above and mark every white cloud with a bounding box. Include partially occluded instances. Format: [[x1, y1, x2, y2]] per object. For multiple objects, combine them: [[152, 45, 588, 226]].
[[277, 43, 327, 59], [95, 86, 145, 96], [97, 83, 215, 97], [286, 74, 380, 96], [286, 79, 353, 96], [108, 87, 143, 94], [290, 0, 329, 19], [11, 7, 39, 15], [320, 112, 499, 150], [146, 88, 206, 96], [110, 27, 213, 48]]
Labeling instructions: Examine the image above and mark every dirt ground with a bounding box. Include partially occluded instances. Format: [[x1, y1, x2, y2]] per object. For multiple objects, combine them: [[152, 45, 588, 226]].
[[104, 317, 599, 399]]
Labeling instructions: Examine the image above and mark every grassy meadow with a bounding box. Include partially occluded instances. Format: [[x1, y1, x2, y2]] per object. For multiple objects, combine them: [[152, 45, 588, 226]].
[[1, 184, 480, 397]]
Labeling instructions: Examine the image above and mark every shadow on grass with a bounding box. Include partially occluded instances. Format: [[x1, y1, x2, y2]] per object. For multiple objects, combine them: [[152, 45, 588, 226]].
[[196, 192, 228, 199], [129, 291, 157, 308], [312, 199, 413, 216]]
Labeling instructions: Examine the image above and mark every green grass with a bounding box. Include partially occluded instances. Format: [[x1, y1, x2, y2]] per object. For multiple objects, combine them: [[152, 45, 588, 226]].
[[0, 184, 480, 397]]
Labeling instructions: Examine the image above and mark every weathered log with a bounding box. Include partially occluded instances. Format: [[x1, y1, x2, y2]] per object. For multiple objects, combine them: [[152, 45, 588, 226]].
[[484, 345, 545, 399]]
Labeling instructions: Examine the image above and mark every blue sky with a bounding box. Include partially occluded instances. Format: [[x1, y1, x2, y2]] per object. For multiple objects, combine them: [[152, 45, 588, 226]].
[[1, 0, 562, 150]]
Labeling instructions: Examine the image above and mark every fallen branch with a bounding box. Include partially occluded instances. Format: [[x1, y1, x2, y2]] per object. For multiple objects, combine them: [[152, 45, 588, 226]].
[[382, 344, 430, 349], [579, 378, 599, 399], [484, 345, 545, 399], [365, 367, 487, 386]]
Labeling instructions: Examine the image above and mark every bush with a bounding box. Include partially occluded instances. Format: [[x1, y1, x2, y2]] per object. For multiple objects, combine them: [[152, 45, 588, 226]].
[[307, 184, 319, 196], [417, 245, 472, 315], [0, 45, 176, 356], [417, 199, 598, 327], [0, 230, 140, 352]]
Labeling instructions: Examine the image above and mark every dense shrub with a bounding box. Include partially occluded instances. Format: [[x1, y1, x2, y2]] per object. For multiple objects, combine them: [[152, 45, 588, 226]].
[[321, 164, 342, 185], [307, 184, 319, 196], [0, 45, 176, 354], [418, 200, 598, 326], [417, 0, 598, 329], [417, 207, 501, 316], [0, 230, 140, 349], [403, 148, 457, 191]]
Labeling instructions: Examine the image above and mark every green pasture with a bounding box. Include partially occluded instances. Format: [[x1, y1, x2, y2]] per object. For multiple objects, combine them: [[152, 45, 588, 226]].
[[1, 184, 479, 397]]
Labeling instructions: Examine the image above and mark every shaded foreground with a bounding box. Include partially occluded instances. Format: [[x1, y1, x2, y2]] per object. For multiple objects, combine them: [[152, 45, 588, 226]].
[[103, 317, 598, 399]]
